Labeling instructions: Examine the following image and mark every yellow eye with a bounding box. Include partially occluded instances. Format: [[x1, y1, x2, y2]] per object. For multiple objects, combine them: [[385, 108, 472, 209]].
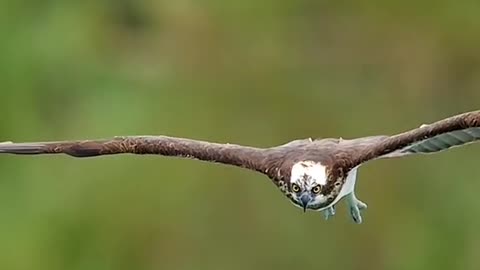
[[312, 185, 321, 194], [292, 184, 300, 193]]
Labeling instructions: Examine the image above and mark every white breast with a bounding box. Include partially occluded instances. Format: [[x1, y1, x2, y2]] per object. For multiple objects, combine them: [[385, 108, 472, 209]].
[[331, 167, 358, 205]]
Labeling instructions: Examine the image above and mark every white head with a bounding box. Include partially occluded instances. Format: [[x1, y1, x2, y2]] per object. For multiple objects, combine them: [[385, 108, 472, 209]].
[[289, 161, 329, 211]]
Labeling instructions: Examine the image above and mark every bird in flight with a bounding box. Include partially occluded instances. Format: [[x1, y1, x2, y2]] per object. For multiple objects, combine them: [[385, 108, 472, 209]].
[[0, 110, 479, 223]]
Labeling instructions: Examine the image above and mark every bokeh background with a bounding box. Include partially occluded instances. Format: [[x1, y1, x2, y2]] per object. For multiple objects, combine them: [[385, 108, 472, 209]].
[[1, 1, 480, 270]]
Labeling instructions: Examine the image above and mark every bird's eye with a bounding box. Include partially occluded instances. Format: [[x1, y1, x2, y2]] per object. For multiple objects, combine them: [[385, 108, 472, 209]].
[[312, 185, 322, 194], [292, 184, 300, 193]]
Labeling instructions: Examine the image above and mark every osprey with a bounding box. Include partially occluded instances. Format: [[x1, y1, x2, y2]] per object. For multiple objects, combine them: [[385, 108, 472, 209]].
[[1, 110, 479, 223]]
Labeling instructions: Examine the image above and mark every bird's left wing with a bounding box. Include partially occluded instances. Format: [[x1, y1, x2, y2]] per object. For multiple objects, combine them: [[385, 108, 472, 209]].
[[344, 110, 480, 168], [0, 136, 271, 173]]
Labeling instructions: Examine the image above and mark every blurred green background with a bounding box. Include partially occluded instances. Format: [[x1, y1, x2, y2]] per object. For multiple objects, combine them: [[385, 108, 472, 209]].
[[1, 1, 480, 270]]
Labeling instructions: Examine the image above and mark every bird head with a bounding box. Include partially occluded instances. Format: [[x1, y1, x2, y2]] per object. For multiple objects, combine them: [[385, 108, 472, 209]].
[[288, 161, 329, 211]]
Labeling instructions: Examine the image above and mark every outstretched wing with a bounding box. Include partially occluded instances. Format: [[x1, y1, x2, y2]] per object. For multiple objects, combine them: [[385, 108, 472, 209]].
[[0, 136, 271, 173], [344, 110, 480, 168]]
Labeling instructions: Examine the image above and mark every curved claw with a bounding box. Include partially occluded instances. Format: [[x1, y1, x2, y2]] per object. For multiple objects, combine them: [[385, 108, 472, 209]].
[[345, 192, 367, 224], [323, 206, 336, 220], [350, 205, 362, 224]]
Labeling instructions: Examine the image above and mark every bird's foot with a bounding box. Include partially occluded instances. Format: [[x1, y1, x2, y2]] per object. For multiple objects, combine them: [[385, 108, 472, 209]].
[[345, 192, 367, 224], [323, 205, 336, 220]]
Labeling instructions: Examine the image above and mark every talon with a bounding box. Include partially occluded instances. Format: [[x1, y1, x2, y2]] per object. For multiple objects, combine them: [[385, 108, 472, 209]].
[[350, 206, 362, 224], [323, 206, 336, 220], [357, 200, 367, 210], [345, 192, 367, 224]]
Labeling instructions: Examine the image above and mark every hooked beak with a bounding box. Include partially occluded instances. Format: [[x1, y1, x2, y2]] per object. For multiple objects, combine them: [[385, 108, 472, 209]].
[[299, 193, 312, 212]]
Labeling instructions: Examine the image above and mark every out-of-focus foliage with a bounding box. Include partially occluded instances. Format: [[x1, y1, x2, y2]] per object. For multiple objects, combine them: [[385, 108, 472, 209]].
[[1, 1, 480, 270]]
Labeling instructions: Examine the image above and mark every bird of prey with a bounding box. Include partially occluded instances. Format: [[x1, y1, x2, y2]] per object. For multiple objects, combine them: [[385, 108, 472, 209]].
[[0, 110, 479, 223]]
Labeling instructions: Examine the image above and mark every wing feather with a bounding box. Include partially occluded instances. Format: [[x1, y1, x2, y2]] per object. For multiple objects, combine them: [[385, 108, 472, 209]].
[[404, 127, 480, 155], [346, 110, 480, 168], [0, 136, 271, 173]]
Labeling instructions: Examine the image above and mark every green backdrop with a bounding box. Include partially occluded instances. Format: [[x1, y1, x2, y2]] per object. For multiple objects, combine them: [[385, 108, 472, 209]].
[[1, 1, 479, 270]]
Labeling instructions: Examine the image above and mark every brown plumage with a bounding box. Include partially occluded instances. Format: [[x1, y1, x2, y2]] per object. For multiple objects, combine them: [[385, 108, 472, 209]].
[[1, 110, 479, 222], [1, 110, 479, 184]]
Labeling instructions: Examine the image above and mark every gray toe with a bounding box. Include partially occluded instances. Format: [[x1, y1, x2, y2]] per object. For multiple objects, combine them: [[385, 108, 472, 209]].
[[350, 206, 363, 224], [323, 206, 336, 220]]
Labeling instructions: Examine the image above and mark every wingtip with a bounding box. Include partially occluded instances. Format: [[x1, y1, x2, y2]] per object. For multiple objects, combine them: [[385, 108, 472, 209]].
[[0, 142, 48, 154], [0, 141, 13, 153]]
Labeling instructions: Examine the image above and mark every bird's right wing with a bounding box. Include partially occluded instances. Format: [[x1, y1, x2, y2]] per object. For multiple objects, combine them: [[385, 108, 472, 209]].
[[0, 136, 271, 173], [345, 110, 480, 169]]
